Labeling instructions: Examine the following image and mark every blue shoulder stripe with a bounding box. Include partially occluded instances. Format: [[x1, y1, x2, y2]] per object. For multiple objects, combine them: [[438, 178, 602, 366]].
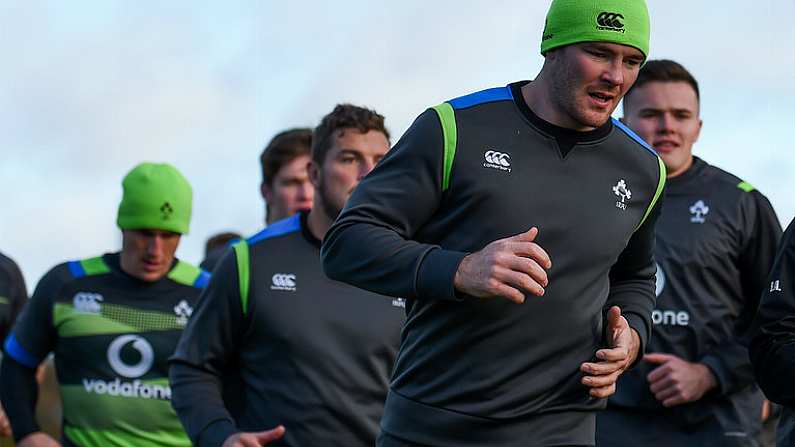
[[612, 118, 658, 156], [68, 260, 86, 278], [4, 333, 41, 369], [449, 86, 513, 110], [247, 213, 301, 245], [193, 270, 211, 288]]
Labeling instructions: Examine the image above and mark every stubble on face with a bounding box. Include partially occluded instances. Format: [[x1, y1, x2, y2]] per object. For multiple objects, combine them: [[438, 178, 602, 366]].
[[546, 44, 642, 130]]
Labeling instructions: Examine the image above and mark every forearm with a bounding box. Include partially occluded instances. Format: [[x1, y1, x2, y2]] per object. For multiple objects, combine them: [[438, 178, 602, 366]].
[[699, 342, 755, 394], [605, 197, 661, 361], [170, 362, 237, 447], [0, 356, 40, 442], [323, 218, 467, 300], [323, 108, 465, 300]]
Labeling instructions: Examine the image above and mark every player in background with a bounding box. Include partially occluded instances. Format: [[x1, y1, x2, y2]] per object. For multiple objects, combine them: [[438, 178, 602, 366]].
[[0, 252, 27, 441], [260, 128, 313, 225], [750, 217, 795, 446], [598, 59, 782, 446], [1, 163, 208, 447], [170, 104, 404, 447]]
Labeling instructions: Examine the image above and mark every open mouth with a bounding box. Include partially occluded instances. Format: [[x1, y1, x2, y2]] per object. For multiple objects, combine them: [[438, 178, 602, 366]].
[[653, 140, 680, 152], [588, 92, 614, 107]]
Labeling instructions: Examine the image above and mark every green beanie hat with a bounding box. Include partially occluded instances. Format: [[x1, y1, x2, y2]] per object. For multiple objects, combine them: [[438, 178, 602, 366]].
[[117, 162, 193, 234], [541, 0, 650, 58]]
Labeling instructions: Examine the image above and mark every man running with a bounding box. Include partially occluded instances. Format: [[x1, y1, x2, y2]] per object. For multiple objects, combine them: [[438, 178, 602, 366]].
[[1, 162, 208, 447], [170, 104, 404, 447], [321, 1, 663, 446], [751, 218, 795, 446], [597, 59, 782, 446]]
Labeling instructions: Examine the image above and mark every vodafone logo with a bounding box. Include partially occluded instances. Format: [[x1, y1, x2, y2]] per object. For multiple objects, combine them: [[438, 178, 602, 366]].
[[107, 335, 154, 378]]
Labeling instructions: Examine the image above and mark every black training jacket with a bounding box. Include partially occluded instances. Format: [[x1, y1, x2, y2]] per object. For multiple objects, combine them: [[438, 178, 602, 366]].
[[751, 217, 795, 445], [169, 212, 404, 447], [322, 82, 665, 447], [602, 157, 781, 446]]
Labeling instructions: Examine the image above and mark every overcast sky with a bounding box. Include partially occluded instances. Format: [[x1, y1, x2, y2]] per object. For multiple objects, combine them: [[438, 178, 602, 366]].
[[2, 1, 793, 288]]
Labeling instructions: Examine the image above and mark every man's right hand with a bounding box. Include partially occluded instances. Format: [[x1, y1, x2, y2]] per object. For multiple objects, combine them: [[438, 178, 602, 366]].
[[223, 426, 285, 447], [17, 432, 61, 447], [453, 227, 551, 304]]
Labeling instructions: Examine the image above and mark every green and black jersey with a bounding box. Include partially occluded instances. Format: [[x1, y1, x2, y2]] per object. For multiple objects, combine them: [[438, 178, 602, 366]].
[[170, 211, 404, 447], [751, 217, 795, 446], [2, 252, 208, 447], [322, 82, 666, 447], [0, 251, 27, 343], [600, 157, 782, 446]]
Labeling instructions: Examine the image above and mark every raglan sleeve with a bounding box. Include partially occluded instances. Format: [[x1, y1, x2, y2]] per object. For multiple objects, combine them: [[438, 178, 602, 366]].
[[700, 190, 782, 394], [169, 247, 248, 447], [605, 186, 664, 362], [321, 108, 468, 301], [750, 217, 795, 405], [1, 264, 64, 441]]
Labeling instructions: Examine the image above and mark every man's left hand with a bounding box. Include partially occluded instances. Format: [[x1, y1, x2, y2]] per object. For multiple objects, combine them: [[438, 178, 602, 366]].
[[580, 306, 640, 398], [644, 353, 717, 407]]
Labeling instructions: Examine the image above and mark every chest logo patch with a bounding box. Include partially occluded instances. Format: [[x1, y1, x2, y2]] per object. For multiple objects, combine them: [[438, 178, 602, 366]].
[[612, 179, 632, 210], [74, 292, 103, 314], [770, 280, 783, 293], [392, 298, 406, 308], [174, 300, 193, 326], [483, 150, 512, 172], [689, 200, 710, 223], [271, 273, 297, 292]]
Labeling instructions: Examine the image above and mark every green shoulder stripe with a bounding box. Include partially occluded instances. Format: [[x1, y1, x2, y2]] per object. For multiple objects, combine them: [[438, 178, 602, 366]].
[[737, 181, 755, 192], [232, 241, 250, 316], [167, 260, 201, 286], [431, 102, 458, 191], [0, 296, 8, 305], [636, 156, 667, 231], [81, 257, 110, 276]]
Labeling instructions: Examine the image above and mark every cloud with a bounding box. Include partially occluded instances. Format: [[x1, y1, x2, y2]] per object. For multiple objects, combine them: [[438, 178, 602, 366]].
[[2, 0, 794, 287]]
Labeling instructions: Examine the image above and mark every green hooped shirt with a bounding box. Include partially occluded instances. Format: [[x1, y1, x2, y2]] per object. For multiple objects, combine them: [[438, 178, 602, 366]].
[[4, 253, 209, 447]]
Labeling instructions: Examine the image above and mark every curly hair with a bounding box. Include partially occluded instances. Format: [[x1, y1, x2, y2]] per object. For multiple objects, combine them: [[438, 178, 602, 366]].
[[312, 104, 390, 165]]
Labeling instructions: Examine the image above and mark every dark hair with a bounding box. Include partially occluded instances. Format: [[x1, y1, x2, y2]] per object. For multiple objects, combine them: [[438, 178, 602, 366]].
[[204, 231, 241, 256], [312, 104, 390, 165], [260, 128, 312, 186], [625, 59, 700, 109]]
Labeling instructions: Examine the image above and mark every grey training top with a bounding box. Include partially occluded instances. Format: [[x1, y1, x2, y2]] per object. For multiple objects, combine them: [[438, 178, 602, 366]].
[[170, 212, 405, 447], [322, 82, 666, 446]]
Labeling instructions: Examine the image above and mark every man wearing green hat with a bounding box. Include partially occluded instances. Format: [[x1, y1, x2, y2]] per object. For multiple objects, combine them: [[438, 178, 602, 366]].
[[0, 162, 209, 447], [321, 0, 663, 445]]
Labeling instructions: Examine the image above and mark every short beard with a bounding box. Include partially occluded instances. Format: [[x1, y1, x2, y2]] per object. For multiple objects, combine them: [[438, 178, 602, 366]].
[[318, 177, 343, 223]]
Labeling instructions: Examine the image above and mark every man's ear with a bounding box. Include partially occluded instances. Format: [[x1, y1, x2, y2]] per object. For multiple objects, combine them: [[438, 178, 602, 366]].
[[308, 160, 321, 188], [260, 182, 272, 202]]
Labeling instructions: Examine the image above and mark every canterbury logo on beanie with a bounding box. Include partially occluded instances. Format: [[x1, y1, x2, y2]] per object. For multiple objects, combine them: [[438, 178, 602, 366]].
[[541, 0, 650, 58]]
